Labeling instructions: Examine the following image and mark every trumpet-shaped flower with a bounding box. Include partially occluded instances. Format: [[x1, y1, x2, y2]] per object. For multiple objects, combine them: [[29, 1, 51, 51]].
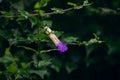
[[44, 27, 68, 53], [56, 42, 68, 53]]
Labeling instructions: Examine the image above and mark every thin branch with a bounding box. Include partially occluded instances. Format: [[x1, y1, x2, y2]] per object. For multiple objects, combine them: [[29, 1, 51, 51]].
[[40, 49, 58, 53], [0, 5, 83, 18], [43, 7, 74, 15]]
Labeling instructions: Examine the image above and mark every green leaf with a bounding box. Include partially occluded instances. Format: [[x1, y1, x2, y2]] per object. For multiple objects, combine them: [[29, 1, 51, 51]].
[[34, 2, 41, 9], [41, 20, 52, 27], [0, 11, 12, 16], [51, 8, 64, 14], [5, 48, 11, 56], [29, 70, 49, 79], [83, 0, 89, 6], [0, 71, 2, 74], [85, 58, 96, 67], [67, 2, 77, 7], [67, 2, 84, 10], [40, 0, 50, 7], [83, 0, 92, 6], [34, 10, 45, 16], [7, 63, 18, 74], [66, 63, 78, 73], [63, 36, 78, 43], [34, 0, 50, 9], [51, 59, 62, 72], [28, 16, 37, 28], [38, 59, 51, 68], [17, 69, 30, 79], [16, 16, 26, 21], [0, 56, 18, 63], [27, 33, 47, 42], [21, 62, 29, 69], [78, 34, 103, 46], [21, 61, 33, 69], [18, 10, 30, 19]]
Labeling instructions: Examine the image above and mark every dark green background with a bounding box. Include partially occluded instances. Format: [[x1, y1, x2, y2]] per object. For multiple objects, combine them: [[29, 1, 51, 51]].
[[0, 0, 120, 80]]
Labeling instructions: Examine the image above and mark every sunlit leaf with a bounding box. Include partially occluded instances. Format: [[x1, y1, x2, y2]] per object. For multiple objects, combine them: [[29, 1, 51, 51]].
[[51, 8, 64, 14], [7, 63, 18, 74], [5, 48, 11, 55], [67, 2, 77, 7], [34, 2, 41, 9], [34, 0, 50, 9]]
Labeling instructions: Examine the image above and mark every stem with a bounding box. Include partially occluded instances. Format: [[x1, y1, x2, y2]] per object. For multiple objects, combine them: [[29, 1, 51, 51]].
[[37, 16, 41, 54], [0, 5, 83, 18]]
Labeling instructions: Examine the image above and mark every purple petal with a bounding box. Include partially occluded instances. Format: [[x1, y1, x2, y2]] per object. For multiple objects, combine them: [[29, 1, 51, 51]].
[[56, 42, 68, 53]]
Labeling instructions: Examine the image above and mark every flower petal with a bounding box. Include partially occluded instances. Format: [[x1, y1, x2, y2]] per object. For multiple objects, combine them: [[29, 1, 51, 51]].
[[57, 42, 68, 53]]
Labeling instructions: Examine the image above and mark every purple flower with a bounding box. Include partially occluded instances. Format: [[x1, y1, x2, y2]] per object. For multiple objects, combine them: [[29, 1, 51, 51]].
[[56, 42, 68, 53], [44, 26, 68, 54]]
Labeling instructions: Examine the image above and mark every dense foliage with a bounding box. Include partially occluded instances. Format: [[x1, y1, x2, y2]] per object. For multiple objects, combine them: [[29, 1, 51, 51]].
[[0, 0, 120, 80]]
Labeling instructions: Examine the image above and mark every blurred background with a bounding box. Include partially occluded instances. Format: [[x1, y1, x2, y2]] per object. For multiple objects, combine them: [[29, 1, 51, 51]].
[[0, 0, 120, 80]]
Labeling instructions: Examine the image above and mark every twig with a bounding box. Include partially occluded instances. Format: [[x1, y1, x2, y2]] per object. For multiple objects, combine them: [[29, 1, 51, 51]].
[[0, 5, 83, 18], [40, 49, 58, 53], [43, 7, 74, 15]]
